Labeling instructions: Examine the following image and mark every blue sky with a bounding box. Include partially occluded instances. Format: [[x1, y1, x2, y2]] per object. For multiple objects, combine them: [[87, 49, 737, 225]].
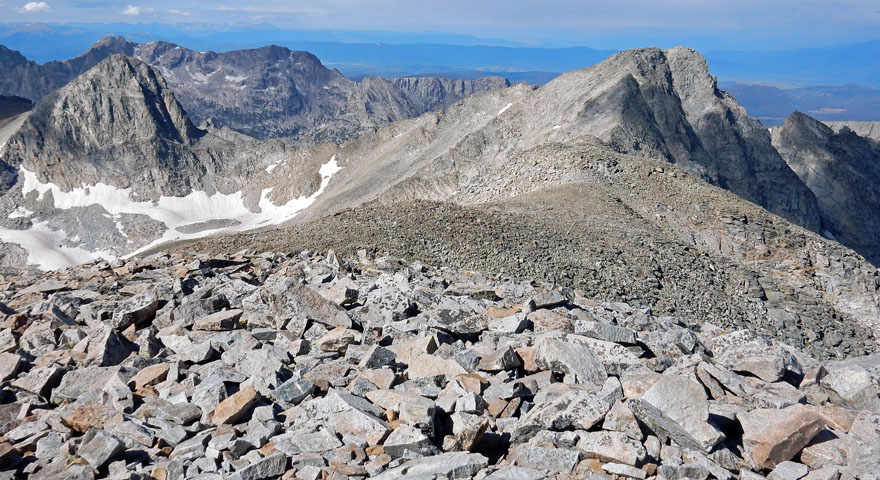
[[2, 0, 880, 50]]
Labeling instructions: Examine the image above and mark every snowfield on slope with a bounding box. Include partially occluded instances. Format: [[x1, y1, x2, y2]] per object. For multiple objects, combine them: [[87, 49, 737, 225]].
[[0, 156, 341, 270]]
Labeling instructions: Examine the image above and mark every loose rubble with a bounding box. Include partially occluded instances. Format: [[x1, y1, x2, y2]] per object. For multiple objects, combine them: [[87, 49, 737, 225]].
[[0, 249, 878, 479]]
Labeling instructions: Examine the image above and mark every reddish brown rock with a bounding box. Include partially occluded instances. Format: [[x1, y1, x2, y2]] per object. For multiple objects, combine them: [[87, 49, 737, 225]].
[[63, 402, 122, 433], [738, 404, 826, 469], [129, 363, 171, 391], [211, 386, 260, 425]]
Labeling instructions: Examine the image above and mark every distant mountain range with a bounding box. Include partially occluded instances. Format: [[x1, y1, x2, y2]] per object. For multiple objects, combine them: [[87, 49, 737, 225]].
[[0, 36, 509, 141], [723, 82, 880, 125], [2, 23, 879, 88]]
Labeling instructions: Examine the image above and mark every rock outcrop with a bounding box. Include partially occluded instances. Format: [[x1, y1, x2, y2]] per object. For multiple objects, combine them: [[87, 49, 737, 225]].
[[0, 96, 31, 163], [772, 112, 880, 264], [0, 250, 878, 479], [824, 121, 880, 141]]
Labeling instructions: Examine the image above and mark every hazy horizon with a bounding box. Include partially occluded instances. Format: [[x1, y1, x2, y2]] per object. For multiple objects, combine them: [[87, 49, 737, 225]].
[[2, 0, 879, 51]]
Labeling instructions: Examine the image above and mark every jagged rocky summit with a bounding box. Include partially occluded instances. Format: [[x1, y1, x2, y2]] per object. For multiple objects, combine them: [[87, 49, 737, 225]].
[[0, 36, 510, 142], [772, 112, 880, 265], [0, 250, 878, 479]]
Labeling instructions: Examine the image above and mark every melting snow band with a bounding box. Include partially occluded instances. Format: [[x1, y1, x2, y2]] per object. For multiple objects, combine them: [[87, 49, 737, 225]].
[[0, 156, 341, 271]]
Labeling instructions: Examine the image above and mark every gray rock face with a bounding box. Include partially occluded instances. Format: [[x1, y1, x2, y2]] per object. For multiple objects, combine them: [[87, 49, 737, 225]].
[[665, 48, 821, 232], [825, 121, 880, 141], [633, 374, 725, 452], [78, 430, 123, 469], [772, 112, 880, 265], [227, 452, 287, 480], [534, 337, 608, 386], [1, 54, 202, 194]]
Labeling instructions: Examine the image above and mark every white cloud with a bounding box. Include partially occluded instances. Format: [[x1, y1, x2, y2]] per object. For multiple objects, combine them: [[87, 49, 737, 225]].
[[168, 9, 190, 16], [17, 1, 49, 13], [121, 5, 154, 16]]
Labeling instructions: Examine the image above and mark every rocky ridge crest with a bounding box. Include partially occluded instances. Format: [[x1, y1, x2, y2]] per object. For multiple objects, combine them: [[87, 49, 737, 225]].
[[298, 47, 820, 234], [824, 121, 880, 141]]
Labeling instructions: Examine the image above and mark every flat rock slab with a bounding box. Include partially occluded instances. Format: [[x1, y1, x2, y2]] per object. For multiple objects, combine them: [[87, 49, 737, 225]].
[[212, 386, 260, 425], [534, 337, 607, 387], [768, 461, 810, 480], [193, 309, 243, 331], [510, 445, 580, 474], [373, 451, 489, 479], [129, 363, 170, 390], [634, 373, 724, 451], [227, 452, 288, 480], [78, 430, 123, 469], [18, 280, 68, 296], [738, 404, 825, 469]]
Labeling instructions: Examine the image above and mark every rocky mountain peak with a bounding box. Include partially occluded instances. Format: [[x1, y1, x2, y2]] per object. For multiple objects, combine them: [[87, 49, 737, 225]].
[[45, 54, 200, 147], [528, 46, 821, 232], [83, 35, 136, 57], [0, 54, 206, 194], [0, 45, 28, 67], [777, 111, 836, 143], [773, 111, 880, 264]]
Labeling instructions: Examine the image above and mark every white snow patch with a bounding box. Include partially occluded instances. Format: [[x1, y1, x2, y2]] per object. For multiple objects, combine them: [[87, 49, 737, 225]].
[[13, 156, 343, 268], [190, 67, 221, 84], [0, 222, 115, 271], [115, 217, 129, 239], [497, 103, 513, 115], [225, 74, 248, 82], [552, 125, 562, 129], [7, 207, 33, 219], [265, 161, 281, 173]]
